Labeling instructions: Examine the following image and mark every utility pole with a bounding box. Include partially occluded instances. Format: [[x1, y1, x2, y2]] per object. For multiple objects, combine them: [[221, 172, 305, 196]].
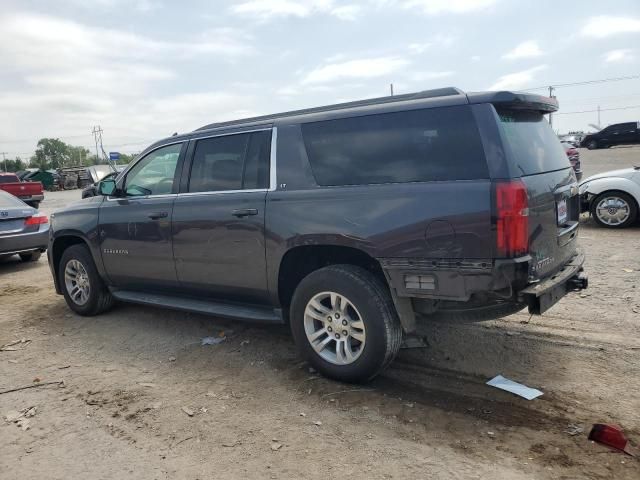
[[390, 83, 394, 96], [91, 125, 104, 163], [1, 152, 7, 172], [548, 86, 555, 128], [597, 105, 601, 128]]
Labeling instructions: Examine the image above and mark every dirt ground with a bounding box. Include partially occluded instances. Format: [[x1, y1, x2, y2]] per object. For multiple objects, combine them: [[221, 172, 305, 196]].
[[1, 147, 639, 479]]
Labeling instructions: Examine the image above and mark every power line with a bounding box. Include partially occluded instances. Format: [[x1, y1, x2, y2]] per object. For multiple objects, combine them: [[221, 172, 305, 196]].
[[556, 105, 640, 115], [523, 74, 640, 92]]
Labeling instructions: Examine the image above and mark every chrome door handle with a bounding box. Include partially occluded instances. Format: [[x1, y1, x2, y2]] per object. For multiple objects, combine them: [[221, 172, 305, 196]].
[[147, 211, 168, 220], [231, 208, 258, 218]]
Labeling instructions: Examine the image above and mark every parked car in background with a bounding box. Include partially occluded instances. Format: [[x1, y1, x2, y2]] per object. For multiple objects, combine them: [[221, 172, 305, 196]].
[[581, 122, 640, 150], [0, 190, 48, 262], [47, 87, 588, 382], [0, 173, 45, 208], [82, 169, 123, 198], [561, 141, 582, 181], [558, 134, 583, 147], [579, 167, 640, 228]]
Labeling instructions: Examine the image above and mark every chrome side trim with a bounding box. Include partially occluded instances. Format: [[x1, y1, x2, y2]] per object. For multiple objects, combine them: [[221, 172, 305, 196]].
[[106, 193, 178, 202], [269, 127, 277, 191], [177, 189, 268, 198], [190, 127, 271, 142]]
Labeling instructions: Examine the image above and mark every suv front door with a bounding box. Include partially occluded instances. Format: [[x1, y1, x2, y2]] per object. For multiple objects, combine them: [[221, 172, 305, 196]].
[[99, 142, 185, 291], [172, 129, 272, 304]]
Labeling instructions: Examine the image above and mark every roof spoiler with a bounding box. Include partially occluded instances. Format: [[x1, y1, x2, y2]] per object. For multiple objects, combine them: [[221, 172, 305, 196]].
[[467, 91, 558, 113]]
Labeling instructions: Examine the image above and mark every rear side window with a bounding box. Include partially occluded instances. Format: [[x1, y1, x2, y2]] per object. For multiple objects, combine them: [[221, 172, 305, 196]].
[[498, 109, 569, 176], [0, 175, 19, 184], [188, 131, 271, 193], [301, 106, 488, 186]]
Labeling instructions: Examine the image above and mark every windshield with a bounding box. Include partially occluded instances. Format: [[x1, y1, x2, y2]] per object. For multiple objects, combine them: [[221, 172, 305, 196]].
[[498, 109, 570, 176]]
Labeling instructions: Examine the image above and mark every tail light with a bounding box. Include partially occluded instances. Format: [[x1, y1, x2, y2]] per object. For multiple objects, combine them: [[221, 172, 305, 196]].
[[24, 214, 48, 226], [495, 180, 529, 257]]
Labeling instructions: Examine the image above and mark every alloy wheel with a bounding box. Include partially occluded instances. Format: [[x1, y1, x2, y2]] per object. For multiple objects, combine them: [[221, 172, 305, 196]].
[[303, 292, 366, 365]]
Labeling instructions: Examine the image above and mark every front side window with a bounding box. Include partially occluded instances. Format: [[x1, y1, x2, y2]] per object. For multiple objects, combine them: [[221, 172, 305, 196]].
[[301, 106, 488, 186], [125, 143, 182, 196], [188, 131, 271, 193]]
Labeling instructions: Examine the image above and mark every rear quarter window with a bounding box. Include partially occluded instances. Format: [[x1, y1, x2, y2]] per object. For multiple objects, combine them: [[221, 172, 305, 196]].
[[301, 105, 488, 186], [0, 175, 19, 184], [498, 109, 569, 176]]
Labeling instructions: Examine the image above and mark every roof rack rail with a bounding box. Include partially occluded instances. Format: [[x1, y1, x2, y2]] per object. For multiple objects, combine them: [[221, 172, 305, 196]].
[[195, 87, 464, 131]]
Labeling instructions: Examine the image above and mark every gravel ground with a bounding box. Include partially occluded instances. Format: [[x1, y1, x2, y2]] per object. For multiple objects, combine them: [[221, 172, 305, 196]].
[[1, 146, 639, 479]]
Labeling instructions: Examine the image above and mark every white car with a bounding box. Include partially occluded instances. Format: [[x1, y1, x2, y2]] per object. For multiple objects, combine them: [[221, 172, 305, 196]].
[[579, 167, 640, 228]]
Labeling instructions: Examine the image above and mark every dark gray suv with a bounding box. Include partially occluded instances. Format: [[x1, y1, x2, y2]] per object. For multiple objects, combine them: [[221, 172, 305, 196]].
[[48, 87, 587, 382]]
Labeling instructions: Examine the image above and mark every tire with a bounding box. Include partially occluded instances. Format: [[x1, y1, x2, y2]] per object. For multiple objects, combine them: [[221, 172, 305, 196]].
[[590, 191, 638, 228], [19, 251, 42, 262], [58, 244, 114, 316], [290, 265, 402, 383], [586, 140, 598, 150], [27, 201, 40, 209]]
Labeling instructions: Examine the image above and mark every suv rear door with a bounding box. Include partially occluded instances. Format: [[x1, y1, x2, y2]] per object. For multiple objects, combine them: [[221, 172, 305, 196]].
[[496, 108, 579, 281], [171, 129, 272, 304]]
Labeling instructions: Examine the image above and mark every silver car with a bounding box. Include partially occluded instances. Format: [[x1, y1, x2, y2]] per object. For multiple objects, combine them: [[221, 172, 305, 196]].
[[0, 190, 49, 262]]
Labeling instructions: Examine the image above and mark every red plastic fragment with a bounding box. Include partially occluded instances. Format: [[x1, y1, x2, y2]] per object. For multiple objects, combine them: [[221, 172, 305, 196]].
[[588, 424, 635, 456]]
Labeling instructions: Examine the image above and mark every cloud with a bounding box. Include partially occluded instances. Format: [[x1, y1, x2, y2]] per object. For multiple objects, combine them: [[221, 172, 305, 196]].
[[603, 49, 634, 63], [489, 65, 547, 90], [59, 0, 161, 13], [581, 16, 640, 38], [302, 56, 410, 84], [0, 13, 257, 155], [330, 5, 362, 20], [502, 40, 543, 60], [230, 0, 361, 21], [408, 71, 454, 82], [399, 0, 499, 15]]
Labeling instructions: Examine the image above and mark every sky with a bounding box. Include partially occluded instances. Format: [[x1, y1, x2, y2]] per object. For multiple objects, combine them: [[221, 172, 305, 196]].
[[1, 0, 639, 159]]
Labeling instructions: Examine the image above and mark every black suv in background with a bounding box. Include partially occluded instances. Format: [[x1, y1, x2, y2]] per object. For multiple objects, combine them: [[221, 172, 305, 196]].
[[48, 87, 587, 382], [581, 122, 640, 149]]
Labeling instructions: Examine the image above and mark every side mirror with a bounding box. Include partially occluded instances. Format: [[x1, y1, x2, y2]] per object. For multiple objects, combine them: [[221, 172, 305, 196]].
[[98, 179, 117, 196]]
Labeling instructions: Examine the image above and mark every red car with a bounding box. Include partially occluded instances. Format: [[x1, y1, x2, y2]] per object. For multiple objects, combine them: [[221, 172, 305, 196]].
[[562, 141, 582, 181], [0, 173, 44, 209]]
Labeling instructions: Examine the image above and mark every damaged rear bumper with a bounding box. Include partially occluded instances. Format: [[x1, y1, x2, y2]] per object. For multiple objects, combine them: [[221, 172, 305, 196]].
[[516, 250, 587, 315]]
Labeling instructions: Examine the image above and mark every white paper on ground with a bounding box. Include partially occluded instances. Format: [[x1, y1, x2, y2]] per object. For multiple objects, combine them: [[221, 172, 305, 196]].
[[486, 375, 543, 400]]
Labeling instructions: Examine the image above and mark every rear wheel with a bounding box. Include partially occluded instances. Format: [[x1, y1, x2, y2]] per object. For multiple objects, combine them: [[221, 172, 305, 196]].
[[19, 251, 42, 262], [290, 265, 402, 383], [591, 191, 637, 228], [58, 244, 114, 316]]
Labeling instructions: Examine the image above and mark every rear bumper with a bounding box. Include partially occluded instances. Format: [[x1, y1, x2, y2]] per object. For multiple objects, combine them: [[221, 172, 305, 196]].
[[0, 226, 49, 256], [16, 194, 44, 202], [381, 249, 586, 316], [516, 250, 587, 314]]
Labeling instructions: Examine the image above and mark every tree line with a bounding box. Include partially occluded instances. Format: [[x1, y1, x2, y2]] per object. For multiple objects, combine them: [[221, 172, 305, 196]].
[[2, 138, 135, 173]]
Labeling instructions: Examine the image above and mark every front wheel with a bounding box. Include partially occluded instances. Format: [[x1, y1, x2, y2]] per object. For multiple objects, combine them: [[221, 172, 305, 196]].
[[58, 244, 114, 315], [586, 140, 598, 150], [290, 265, 403, 383], [590, 191, 638, 228]]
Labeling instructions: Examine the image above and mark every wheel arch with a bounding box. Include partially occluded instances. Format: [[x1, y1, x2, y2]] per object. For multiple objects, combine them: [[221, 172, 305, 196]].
[[584, 178, 640, 211], [277, 244, 386, 312], [50, 234, 93, 294]]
